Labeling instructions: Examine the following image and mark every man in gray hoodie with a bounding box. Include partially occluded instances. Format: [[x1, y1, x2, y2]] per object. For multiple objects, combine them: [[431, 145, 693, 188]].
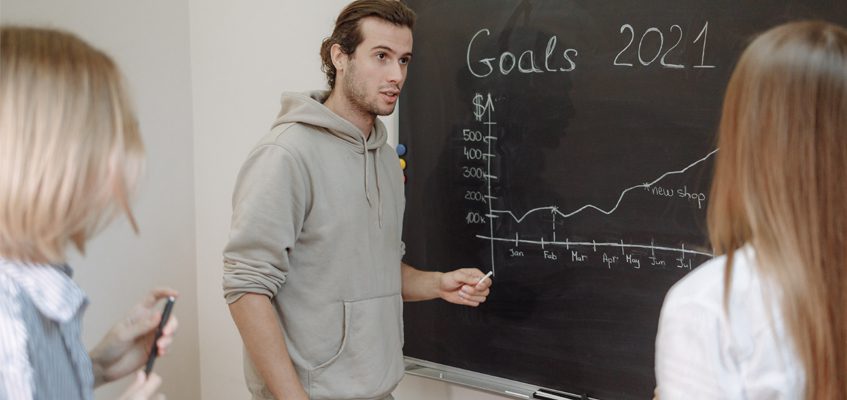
[[222, 1, 493, 399]]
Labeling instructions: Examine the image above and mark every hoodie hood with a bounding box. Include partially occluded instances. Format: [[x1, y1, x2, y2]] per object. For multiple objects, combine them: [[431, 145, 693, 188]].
[[272, 91, 389, 226], [272, 90, 388, 151]]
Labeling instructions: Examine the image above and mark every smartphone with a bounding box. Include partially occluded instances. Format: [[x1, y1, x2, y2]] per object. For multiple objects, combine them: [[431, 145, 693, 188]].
[[144, 296, 176, 376]]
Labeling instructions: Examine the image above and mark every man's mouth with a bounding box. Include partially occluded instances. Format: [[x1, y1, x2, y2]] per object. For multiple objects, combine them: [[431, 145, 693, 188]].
[[380, 87, 401, 99]]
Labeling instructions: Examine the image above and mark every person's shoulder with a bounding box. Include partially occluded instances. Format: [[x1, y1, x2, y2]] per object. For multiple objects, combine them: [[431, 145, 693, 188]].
[[663, 256, 726, 309], [0, 261, 26, 305], [243, 122, 316, 163], [257, 121, 315, 148], [662, 247, 757, 313], [0, 260, 22, 286], [666, 254, 727, 300], [0, 262, 85, 322]]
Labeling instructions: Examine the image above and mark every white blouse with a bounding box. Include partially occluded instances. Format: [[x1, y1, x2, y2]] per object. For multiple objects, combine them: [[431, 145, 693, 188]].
[[655, 246, 804, 399]]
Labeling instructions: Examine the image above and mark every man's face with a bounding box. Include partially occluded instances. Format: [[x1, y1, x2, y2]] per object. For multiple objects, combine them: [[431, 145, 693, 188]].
[[339, 17, 413, 117]]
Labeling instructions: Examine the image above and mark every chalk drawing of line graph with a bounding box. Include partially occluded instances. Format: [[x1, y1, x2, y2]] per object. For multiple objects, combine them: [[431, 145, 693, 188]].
[[469, 93, 717, 276]]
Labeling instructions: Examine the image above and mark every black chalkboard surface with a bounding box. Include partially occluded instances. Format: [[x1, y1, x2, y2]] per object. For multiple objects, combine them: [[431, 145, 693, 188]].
[[398, 1, 847, 399]]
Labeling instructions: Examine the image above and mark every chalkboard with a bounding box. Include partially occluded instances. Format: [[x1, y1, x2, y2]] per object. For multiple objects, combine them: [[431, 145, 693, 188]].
[[398, 1, 847, 399]]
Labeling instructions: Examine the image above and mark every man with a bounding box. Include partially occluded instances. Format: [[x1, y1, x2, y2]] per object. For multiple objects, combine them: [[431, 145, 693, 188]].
[[222, 1, 492, 399]]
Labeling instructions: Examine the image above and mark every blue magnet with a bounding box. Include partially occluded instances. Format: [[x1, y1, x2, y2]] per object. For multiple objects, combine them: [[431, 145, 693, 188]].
[[396, 144, 407, 156]]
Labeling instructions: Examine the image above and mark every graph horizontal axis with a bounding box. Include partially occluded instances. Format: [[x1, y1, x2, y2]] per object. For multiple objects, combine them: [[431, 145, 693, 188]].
[[475, 234, 713, 257]]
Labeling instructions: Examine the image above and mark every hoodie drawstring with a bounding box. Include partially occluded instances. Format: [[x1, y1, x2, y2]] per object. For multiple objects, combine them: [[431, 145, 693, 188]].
[[363, 136, 372, 207], [375, 146, 383, 228], [362, 136, 384, 228]]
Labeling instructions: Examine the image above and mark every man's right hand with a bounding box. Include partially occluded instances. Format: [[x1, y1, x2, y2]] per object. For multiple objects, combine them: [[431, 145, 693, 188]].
[[229, 293, 309, 400]]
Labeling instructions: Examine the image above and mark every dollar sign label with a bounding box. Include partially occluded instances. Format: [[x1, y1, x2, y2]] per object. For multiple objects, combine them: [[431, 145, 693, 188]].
[[472, 93, 494, 122], [473, 94, 486, 121]]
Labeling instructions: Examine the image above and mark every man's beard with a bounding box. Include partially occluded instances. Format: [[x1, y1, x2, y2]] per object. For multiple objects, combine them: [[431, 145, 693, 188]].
[[342, 61, 395, 117]]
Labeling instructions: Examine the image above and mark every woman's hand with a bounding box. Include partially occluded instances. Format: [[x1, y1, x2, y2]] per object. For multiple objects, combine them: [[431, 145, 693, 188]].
[[90, 288, 179, 386], [117, 371, 165, 400]]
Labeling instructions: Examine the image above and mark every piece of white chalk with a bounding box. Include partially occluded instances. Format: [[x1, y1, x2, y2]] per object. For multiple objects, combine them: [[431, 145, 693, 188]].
[[476, 271, 493, 286]]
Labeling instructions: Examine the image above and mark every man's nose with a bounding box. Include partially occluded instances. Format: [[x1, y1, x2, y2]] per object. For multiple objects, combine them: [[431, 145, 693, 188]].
[[387, 62, 404, 83]]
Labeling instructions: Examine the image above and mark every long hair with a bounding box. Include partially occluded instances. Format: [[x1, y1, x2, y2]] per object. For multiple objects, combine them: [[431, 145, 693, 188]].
[[708, 20, 847, 399], [0, 26, 144, 264], [320, 0, 416, 89]]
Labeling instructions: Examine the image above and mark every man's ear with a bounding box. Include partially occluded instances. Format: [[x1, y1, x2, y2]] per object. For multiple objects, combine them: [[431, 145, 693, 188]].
[[331, 43, 347, 72]]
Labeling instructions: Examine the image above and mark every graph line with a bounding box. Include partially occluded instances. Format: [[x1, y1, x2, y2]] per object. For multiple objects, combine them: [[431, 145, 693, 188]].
[[490, 149, 719, 223]]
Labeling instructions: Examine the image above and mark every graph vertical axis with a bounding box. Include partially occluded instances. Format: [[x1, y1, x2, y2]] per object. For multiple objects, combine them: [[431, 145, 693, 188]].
[[485, 100, 496, 277]]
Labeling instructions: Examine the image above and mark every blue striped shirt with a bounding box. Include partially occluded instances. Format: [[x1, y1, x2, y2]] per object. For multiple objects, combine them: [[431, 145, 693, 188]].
[[0, 260, 93, 400]]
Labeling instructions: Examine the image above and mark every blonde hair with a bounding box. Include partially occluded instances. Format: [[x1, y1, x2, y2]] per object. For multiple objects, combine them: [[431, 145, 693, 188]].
[[0, 26, 144, 264], [708, 21, 847, 399]]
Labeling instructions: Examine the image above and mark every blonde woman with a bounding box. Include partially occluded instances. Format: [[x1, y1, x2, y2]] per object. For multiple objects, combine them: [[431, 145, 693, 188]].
[[655, 21, 847, 399], [0, 27, 178, 399]]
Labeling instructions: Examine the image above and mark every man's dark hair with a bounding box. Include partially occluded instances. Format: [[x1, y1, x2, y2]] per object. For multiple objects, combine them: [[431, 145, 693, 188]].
[[320, 0, 416, 89]]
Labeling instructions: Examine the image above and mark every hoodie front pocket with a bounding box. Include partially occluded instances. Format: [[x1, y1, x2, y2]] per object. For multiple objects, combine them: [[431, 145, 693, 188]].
[[308, 294, 404, 400]]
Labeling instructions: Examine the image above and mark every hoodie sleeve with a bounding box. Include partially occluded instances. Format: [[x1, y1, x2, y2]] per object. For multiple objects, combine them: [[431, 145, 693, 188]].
[[222, 143, 308, 304]]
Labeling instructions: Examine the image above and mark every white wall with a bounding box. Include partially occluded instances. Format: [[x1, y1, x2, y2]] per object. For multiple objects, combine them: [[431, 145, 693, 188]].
[[0, 0, 201, 399]]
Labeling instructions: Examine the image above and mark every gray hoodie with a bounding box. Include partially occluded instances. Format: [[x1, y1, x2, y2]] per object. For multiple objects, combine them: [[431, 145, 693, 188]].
[[223, 91, 406, 400]]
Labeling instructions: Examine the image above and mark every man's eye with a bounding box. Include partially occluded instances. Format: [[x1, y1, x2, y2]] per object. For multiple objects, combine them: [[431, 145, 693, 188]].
[[399, 57, 410, 65], [376, 53, 386, 60]]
